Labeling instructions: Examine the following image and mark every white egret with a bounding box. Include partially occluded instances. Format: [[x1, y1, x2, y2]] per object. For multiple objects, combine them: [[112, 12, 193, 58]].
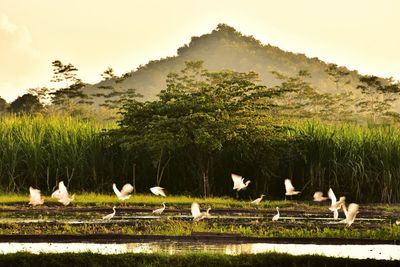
[[251, 194, 265, 205], [231, 174, 251, 191], [102, 206, 116, 220], [284, 179, 300, 196], [113, 183, 134, 201], [340, 203, 359, 227], [328, 188, 345, 220], [313, 191, 328, 202], [272, 207, 280, 221], [51, 181, 75, 206], [152, 202, 166, 215], [191, 202, 211, 221], [396, 220, 400, 225], [28, 186, 45, 206], [150, 186, 166, 197]]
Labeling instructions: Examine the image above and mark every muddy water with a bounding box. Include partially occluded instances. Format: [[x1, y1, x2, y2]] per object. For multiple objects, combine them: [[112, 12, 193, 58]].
[[0, 242, 399, 260]]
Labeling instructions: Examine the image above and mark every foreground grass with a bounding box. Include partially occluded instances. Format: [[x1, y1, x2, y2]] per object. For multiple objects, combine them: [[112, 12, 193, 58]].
[[0, 193, 300, 209], [0, 252, 397, 267]]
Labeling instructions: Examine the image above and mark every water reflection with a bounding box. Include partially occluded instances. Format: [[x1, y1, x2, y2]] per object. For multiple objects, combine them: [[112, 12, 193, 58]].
[[0, 242, 398, 260]]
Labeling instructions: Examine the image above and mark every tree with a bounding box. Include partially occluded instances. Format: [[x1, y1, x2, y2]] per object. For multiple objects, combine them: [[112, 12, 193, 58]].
[[0, 97, 8, 113], [27, 87, 51, 105], [112, 61, 284, 197], [357, 75, 400, 120], [95, 70, 141, 111], [325, 64, 350, 92], [49, 60, 93, 107], [8, 94, 43, 114], [51, 60, 79, 87], [101, 67, 117, 80]]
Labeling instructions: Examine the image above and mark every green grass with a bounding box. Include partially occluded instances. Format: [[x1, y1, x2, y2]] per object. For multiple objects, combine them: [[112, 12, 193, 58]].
[[0, 252, 397, 267], [0, 193, 295, 209]]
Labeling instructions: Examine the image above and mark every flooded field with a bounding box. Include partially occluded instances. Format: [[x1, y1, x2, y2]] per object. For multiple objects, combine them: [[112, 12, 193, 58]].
[[0, 202, 398, 261]]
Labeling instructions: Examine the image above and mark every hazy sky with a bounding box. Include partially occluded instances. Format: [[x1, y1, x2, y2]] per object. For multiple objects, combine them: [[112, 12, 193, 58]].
[[1, 0, 399, 101]]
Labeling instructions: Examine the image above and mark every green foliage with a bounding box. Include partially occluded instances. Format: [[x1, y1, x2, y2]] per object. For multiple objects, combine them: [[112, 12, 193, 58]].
[[8, 94, 43, 114], [114, 62, 282, 196]]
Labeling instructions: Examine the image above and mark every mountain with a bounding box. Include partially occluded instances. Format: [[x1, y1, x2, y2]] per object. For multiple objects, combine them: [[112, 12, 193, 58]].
[[85, 24, 364, 102]]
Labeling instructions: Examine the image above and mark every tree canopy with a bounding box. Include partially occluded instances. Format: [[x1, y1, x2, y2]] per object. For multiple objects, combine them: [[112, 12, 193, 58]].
[[112, 61, 287, 196]]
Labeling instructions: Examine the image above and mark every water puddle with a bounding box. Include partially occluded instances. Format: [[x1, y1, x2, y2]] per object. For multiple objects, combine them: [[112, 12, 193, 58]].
[[0, 242, 398, 260]]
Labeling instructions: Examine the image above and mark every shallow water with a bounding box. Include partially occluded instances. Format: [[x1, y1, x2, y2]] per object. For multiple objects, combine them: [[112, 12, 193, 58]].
[[0, 242, 398, 260]]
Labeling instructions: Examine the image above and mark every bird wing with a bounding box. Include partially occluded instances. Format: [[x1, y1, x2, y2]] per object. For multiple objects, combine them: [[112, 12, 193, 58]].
[[150, 186, 166, 196], [347, 203, 359, 220], [191, 203, 201, 217], [113, 184, 121, 197], [231, 174, 243, 189], [313, 191, 323, 200], [121, 184, 134, 196], [328, 188, 337, 206], [58, 181, 68, 194], [284, 179, 295, 193]]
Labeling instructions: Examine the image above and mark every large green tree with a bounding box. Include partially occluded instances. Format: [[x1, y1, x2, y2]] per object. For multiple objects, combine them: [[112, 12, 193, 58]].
[[113, 61, 285, 196]]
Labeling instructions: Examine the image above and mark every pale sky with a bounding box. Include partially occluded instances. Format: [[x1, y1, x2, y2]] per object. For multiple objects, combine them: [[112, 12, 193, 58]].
[[1, 0, 399, 102]]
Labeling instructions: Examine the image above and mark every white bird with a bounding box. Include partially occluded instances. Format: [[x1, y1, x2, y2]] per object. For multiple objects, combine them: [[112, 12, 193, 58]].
[[284, 179, 300, 196], [150, 186, 166, 197], [313, 191, 328, 202], [113, 183, 134, 201], [396, 220, 400, 225], [328, 188, 345, 220], [102, 206, 116, 220], [152, 202, 166, 215], [231, 174, 251, 191], [191, 202, 211, 221], [340, 203, 359, 227], [272, 207, 280, 221], [28, 186, 45, 206], [251, 194, 265, 205], [51, 181, 75, 206]]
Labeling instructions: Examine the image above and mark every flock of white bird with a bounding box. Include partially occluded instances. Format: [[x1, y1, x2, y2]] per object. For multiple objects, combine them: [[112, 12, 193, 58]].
[[27, 174, 398, 227]]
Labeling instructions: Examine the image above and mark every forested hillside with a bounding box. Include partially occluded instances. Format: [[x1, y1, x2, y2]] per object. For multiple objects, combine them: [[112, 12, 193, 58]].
[[86, 24, 360, 101]]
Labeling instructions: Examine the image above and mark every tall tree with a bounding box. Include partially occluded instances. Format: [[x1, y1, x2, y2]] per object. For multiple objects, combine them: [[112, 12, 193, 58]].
[[49, 60, 93, 107], [112, 61, 284, 197]]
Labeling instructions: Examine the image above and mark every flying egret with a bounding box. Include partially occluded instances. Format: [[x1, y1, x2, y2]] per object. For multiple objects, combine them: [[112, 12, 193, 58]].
[[152, 202, 166, 215], [51, 181, 75, 206], [150, 186, 166, 197], [284, 179, 300, 196], [231, 174, 251, 191], [313, 191, 328, 202], [340, 203, 359, 227], [113, 183, 134, 201], [102, 206, 116, 220], [251, 194, 265, 205], [328, 188, 345, 220], [191, 202, 211, 221], [272, 207, 280, 221], [28, 187, 45, 206]]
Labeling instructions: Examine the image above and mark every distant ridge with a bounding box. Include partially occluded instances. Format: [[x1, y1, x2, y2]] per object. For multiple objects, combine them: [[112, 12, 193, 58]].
[[85, 23, 362, 102]]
